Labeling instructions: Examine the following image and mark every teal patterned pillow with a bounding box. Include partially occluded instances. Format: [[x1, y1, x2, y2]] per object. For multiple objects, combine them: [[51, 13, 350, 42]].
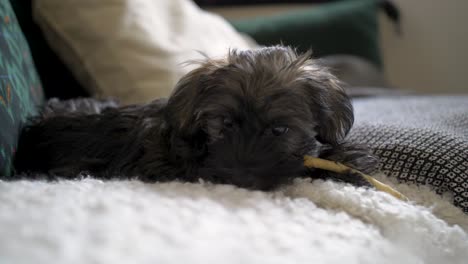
[[0, 0, 44, 177]]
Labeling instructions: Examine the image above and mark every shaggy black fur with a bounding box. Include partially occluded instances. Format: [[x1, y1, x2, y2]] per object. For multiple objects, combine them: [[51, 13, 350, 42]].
[[13, 46, 378, 190]]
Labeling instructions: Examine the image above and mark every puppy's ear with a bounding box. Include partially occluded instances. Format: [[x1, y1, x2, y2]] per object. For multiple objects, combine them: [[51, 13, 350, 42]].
[[299, 59, 354, 145], [165, 60, 221, 134], [164, 59, 225, 160]]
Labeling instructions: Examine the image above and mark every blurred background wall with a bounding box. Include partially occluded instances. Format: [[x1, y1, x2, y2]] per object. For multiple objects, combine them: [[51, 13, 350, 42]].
[[379, 0, 468, 94], [208, 0, 468, 94]]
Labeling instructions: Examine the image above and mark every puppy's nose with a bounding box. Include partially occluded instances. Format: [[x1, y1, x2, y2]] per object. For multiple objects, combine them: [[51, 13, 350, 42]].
[[243, 171, 257, 181], [230, 168, 256, 186], [238, 169, 276, 190]]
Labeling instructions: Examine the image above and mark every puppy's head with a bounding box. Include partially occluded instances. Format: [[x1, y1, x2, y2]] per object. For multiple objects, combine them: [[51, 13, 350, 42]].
[[165, 46, 353, 190]]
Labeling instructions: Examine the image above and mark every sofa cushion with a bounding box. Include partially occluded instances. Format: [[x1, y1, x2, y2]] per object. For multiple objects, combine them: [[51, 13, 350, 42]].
[[231, 0, 383, 67], [0, 0, 44, 176], [33, 0, 257, 104], [9, 0, 88, 99], [350, 96, 468, 213]]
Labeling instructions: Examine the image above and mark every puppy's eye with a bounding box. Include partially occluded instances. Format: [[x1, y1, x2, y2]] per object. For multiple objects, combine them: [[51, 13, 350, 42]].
[[223, 117, 233, 128], [272, 126, 289, 136]]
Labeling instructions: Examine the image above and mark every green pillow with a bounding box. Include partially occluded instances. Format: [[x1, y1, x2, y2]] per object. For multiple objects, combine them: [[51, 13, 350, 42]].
[[0, 0, 44, 176], [230, 0, 382, 67]]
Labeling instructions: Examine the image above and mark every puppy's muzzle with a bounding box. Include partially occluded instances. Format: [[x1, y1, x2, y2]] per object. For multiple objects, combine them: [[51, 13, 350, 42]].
[[200, 141, 304, 190]]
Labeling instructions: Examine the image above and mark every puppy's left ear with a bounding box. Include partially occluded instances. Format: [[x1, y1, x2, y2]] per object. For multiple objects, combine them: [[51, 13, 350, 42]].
[[166, 60, 226, 132], [164, 60, 224, 160], [300, 63, 354, 145]]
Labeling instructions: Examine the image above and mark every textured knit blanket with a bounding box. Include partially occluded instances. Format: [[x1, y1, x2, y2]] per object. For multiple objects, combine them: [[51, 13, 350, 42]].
[[350, 96, 468, 213]]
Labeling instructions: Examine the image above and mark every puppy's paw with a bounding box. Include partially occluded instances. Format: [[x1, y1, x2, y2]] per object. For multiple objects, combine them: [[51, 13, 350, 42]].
[[308, 141, 379, 187], [306, 167, 372, 187]]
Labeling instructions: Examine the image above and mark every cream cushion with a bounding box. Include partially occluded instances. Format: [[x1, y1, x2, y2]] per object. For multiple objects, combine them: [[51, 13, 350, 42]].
[[34, 0, 257, 104]]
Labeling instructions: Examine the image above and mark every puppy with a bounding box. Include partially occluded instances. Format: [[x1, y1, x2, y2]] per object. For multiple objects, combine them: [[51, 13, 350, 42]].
[[13, 46, 378, 190]]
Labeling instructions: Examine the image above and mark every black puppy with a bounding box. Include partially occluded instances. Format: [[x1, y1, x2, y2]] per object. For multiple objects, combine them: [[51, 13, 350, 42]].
[[14, 46, 378, 190]]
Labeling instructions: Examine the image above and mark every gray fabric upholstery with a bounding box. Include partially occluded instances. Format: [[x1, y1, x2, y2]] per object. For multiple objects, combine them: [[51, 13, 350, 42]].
[[350, 96, 468, 213]]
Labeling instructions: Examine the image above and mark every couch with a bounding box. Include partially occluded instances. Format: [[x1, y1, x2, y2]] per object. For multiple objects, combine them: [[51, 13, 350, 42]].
[[1, 0, 467, 263]]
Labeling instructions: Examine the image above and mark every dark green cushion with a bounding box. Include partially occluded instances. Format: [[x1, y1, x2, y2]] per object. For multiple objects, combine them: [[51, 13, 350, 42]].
[[231, 0, 382, 67], [0, 0, 44, 176]]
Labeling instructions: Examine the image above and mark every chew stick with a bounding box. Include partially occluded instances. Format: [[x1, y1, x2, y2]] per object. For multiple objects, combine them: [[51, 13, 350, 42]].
[[304, 155, 408, 201]]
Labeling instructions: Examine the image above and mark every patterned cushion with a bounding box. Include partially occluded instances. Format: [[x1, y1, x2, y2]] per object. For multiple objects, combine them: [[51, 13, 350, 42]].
[[0, 0, 44, 176], [350, 96, 468, 213], [9, 0, 88, 99]]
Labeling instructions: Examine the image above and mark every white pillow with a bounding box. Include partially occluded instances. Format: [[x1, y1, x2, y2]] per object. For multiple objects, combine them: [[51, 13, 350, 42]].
[[34, 0, 257, 104]]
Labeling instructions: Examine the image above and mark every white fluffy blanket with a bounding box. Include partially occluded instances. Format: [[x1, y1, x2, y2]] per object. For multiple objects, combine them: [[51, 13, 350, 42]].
[[1, 176, 467, 264]]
